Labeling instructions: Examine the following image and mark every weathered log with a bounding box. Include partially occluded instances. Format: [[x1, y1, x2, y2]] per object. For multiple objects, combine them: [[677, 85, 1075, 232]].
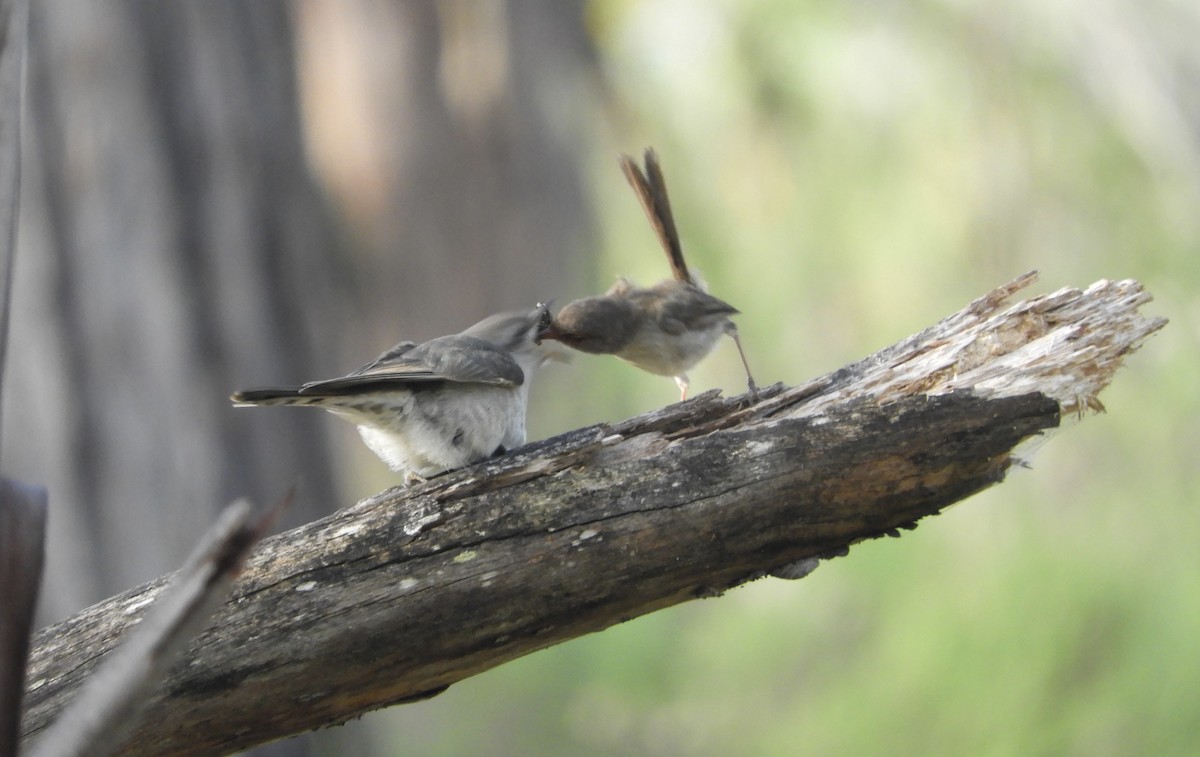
[[20, 273, 1165, 756]]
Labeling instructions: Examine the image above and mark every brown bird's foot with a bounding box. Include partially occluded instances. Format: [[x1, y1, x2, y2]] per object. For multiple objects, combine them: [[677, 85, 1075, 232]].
[[674, 374, 690, 402], [746, 378, 760, 400]]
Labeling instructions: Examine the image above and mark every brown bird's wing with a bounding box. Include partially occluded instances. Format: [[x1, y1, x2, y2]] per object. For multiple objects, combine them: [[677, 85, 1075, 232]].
[[620, 148, 692, 284], [644, 282, 739, 336], [298, 334, 524, 395]]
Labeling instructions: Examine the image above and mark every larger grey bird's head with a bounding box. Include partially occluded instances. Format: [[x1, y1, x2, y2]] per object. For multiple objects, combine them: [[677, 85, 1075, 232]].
[[465, 302, 569, 371]]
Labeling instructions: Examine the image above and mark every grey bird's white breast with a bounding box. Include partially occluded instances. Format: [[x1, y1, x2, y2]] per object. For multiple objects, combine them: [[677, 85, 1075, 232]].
[[327, 383, 528, 477]]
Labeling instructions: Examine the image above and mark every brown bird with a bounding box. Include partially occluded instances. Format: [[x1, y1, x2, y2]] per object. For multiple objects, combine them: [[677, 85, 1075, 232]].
[[538, 148, 756, 400]]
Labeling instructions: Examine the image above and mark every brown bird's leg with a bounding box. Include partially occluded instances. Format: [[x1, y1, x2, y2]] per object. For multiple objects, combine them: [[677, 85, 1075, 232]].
[[674, 375, 690, 402], [729, 326, 758, 398]]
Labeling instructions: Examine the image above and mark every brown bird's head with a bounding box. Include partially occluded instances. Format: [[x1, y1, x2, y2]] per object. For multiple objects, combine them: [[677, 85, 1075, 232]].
[[537, 296, 640, 355]]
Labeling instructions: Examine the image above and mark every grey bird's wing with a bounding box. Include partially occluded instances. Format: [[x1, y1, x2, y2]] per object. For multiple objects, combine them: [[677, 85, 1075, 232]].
[[298, 334, 525, 395], [353, 340, 419, 373]]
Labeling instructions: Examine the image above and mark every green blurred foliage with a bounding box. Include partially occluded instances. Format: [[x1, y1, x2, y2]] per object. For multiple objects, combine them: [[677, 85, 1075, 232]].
[[375, 1, 1199, 754]]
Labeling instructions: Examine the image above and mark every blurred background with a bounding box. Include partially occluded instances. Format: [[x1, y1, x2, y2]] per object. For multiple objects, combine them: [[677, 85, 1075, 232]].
[[5, 0, 1197, 755]]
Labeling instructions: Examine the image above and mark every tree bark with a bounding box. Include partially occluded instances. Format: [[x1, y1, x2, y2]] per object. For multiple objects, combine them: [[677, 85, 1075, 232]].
[[19, 273, 1165, 756]]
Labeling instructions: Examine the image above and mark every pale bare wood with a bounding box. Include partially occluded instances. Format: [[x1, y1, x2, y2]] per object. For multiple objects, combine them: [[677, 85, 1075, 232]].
[[19, 273, 1165, 757]]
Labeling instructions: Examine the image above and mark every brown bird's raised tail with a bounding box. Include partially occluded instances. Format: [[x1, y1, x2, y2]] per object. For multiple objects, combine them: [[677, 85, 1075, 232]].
[[620, 148, 692, 285]]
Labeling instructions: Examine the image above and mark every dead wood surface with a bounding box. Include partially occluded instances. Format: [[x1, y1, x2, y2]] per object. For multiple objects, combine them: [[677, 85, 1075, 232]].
[[20, 273, 1165, 756]]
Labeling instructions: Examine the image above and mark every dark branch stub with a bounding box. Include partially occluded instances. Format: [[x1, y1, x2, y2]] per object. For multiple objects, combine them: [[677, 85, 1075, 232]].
[[0, 480, 46, 757]]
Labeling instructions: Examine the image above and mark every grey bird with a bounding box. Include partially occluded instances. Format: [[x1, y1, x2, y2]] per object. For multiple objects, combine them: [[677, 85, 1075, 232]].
[[538, 148, 756, 400], [231, 304, 560, 484]]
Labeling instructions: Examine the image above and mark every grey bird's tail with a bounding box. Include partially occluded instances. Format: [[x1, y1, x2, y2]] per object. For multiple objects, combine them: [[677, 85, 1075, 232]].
[[230, 387, 324, 407]]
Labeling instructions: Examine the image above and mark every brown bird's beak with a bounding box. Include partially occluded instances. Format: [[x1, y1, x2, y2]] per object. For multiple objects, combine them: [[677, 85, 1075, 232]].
[[536, 323, 562, 345], [533, 317, 573, 363]]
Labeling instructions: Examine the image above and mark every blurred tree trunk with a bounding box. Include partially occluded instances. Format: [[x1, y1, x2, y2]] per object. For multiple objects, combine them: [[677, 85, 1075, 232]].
[[6, 0, 592, 754], [14, 0, 346, 626], [294, 0, 593, 343], [11, 3, 349, 753]]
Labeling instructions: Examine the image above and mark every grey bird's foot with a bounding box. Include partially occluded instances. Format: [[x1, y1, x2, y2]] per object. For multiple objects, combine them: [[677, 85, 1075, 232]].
[[404, 471, 429, 486]]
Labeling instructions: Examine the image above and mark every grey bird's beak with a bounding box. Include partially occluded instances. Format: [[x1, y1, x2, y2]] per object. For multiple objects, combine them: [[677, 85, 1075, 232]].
[[534, 301, 553, 342], [532, 301, 572, 363]]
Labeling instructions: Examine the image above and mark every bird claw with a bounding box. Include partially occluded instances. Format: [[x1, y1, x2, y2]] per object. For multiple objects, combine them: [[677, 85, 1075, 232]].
[[404, 471, 428, 486]]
